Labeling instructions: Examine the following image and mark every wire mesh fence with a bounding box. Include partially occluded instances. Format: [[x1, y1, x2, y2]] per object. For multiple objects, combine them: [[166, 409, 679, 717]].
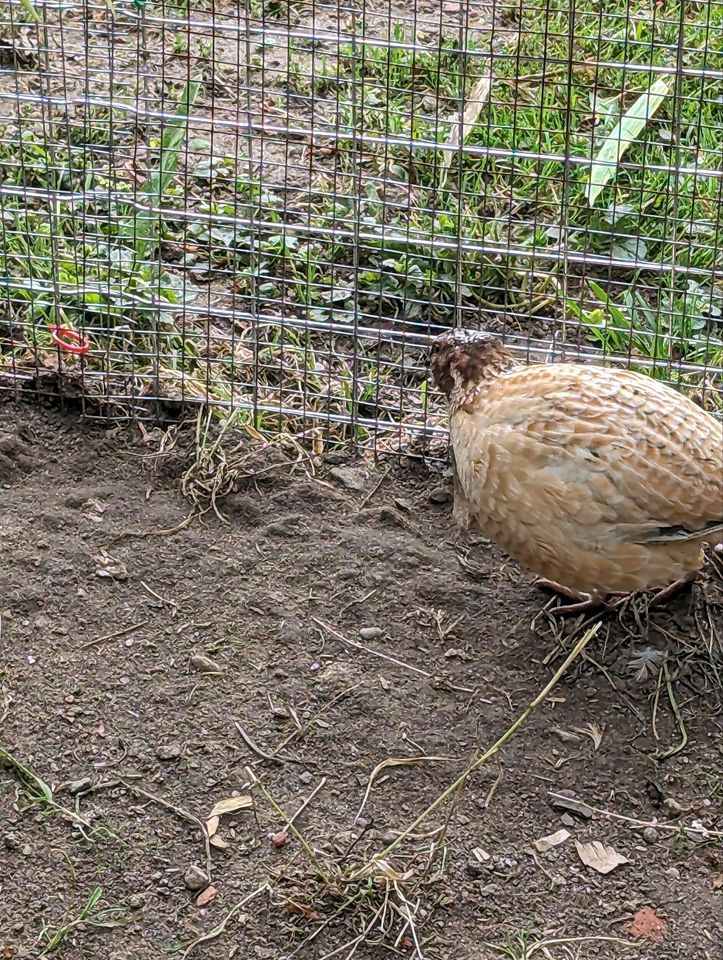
[[0, 0, 721, 455]]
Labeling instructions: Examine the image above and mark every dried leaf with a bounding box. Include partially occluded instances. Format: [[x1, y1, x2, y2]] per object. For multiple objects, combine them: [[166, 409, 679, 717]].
[[208, 795, 253, 818], [574, 722, 604, 750], [626, 907, 668, 941], [440, 71, 493, 174], [586, 78, 670, 205], [575, 839, 629, 874], [713, 873, 723, 890], [206, 816, 220, 838], [196, 885, 217, 907], [286, 901, 322, 922], [209, 834, 229, 850], [534, 829, 571, 853], [552, 726, 581, 744], [548, 792, 593, 820], [359, 858, 413, 883]]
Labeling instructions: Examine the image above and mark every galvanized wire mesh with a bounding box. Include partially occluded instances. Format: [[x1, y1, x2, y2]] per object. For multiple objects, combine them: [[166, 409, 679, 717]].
[[0, 0, 721, 455]]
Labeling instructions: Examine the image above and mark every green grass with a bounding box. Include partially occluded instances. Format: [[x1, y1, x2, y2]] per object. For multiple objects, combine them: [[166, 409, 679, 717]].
[[0, 0, 721, 436], [37, 886, 126, 956]]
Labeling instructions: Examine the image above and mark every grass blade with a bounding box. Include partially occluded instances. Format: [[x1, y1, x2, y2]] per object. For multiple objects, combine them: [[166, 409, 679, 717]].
[[18, 0, 40, 22], [586, 78, 670, 206], [135, 79, 201, 258]]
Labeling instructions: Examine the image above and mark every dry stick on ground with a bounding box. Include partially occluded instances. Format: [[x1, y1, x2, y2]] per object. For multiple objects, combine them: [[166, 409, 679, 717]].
[[353, 623, 601, 874], [269, 680, 366, 760], [247, 768, 332, 884], [484, 934, 636, 957], [118, 779, 213, 879], [81, 621, 145, 649], [278, 776, 328, 835], [546, 790, 723, 840], [311, 617, 433, 679], [179, 884, 271, 959], [235, 718, 298, 764]]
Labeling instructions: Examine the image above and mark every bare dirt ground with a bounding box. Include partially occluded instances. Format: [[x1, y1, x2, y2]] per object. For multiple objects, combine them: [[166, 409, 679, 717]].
[[0, 399, 721, 960]]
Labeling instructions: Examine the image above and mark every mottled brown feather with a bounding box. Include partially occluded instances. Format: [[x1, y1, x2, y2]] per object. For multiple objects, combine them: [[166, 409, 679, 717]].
[[440, 352, 723, 595]]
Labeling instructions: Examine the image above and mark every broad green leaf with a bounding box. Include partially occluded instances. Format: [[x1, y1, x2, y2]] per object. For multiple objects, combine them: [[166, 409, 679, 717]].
[[586, 78, 670, 206]]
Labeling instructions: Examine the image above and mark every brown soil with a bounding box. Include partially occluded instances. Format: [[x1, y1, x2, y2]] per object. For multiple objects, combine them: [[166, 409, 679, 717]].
[[0, 400, 721, 960]]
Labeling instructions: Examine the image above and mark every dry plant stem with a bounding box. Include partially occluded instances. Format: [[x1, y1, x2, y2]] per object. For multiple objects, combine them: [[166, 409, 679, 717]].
[[355, 623, 600, 873], [119, 779, 213, 878], [235, 718, 296, 763], [311, 617, 432, 678], [81, 621, 145, 649], [247, 769, 332, 884], [179, 884, 270, 958], [546, 791, 723, 839], [283, 777, 327, 831], [316, 901, 387, 960], [287, 894, 366, 958], [270, 680, 365, 758], [654, 659, 688, 760]]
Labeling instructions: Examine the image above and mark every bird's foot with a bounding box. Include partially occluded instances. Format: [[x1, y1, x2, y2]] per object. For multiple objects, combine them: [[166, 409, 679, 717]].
[[534, 578, 614, 616], [648, 571, 701, 608], [534, 578, 587, 602]]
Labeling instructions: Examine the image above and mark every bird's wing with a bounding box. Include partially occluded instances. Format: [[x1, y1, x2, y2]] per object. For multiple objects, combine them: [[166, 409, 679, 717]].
[[465, 366, 723, 544]]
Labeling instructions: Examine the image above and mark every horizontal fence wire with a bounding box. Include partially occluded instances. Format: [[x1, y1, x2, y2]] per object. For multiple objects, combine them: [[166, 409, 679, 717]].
[[0, 0, 721, 457]]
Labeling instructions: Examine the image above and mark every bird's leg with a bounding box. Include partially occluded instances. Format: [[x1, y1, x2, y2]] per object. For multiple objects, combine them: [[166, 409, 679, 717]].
[[648, 570, 701, 608], [534, 578, 613, 616], [547, 590, 612, 616], [533, 577, 587, 602]]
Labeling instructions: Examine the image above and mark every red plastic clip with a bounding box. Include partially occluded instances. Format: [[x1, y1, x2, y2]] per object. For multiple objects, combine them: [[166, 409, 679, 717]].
[[51, 325, 90, 355]]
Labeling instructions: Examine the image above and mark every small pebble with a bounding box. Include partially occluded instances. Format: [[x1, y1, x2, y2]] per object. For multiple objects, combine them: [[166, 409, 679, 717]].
[[328, 465, 368, 492], [560, 813, 576, 828], [359, 626, 383, 641], [183, 865, 210, 891], [299, 771, 313, 785], [68, 777, 92, 796], [643, 827, 659, 844], [196, 885, 217, 907], [665, 867, 681, 880], [190, 653, 222, 674], [156, 743, 182, 761], [429, 486, 451, 505], [478, 883, 499, 897]]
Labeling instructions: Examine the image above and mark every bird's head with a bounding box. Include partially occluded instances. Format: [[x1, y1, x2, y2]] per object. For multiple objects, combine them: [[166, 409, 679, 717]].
[[430, 328, 514, 405]]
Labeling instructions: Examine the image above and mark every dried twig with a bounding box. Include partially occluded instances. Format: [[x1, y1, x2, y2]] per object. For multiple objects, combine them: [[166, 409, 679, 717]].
[[547, 790, 722, 839], [311, 617, 432, 678], [119, 779, 213, 877], [180, 884, 270, 958], [81, 621, 145, 650], [354, 623, 601, 872]]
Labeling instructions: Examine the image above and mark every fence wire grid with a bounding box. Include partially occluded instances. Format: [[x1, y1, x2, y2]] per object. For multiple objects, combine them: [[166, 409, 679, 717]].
[[0, 0, 721, 456]]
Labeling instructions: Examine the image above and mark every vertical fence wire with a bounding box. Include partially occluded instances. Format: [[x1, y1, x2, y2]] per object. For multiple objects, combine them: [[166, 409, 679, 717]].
[[0, 0, 720, 455]]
